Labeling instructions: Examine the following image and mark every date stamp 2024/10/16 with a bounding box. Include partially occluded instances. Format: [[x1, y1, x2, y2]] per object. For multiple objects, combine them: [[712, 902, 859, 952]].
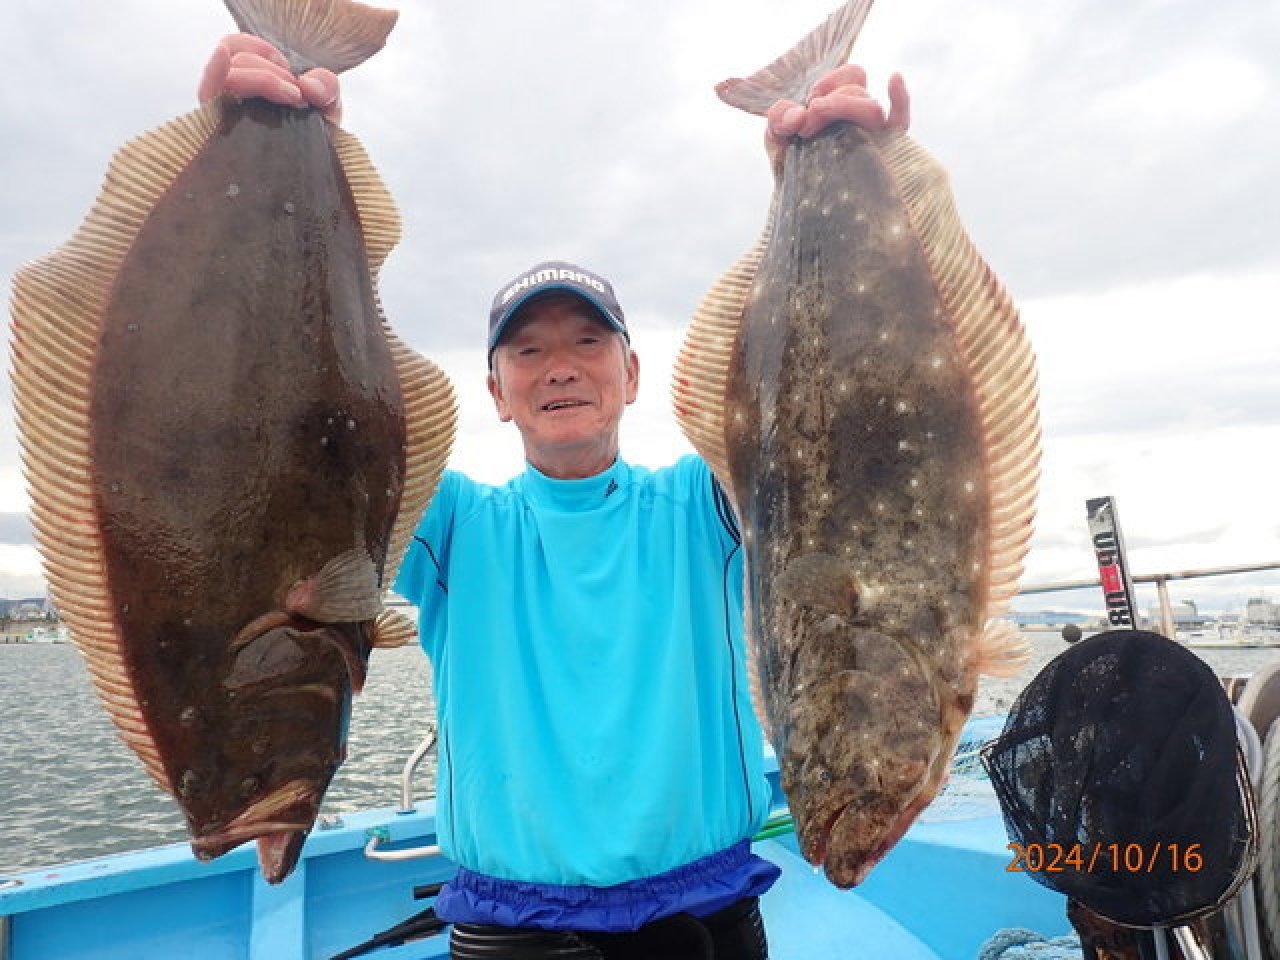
[[1006, 842, 1205, 875]]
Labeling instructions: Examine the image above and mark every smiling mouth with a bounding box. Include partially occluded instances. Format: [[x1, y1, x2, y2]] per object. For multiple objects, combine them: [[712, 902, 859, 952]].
[[541, 400, 590, 411]]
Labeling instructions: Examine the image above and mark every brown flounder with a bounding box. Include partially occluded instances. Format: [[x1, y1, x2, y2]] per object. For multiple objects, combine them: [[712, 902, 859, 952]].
[[674, 0, 1039, 887], [9, 0, 456, 882]]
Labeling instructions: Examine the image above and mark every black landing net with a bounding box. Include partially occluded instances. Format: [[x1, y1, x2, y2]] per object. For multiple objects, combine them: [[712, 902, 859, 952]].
[[981, 629, 1257, 929]]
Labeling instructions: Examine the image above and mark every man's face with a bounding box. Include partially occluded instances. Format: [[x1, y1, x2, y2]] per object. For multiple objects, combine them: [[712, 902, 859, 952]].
[[487, 294, 639, 479]]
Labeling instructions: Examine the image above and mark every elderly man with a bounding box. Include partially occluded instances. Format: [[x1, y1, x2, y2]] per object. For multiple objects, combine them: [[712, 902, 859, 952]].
[[201, 34, 908, 959]]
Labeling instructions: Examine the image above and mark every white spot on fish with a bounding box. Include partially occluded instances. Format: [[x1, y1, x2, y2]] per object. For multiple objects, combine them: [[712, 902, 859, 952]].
[[283, 202, 296, 215], [964, 481, 976, 494], [904, 540, 914, 549], [226, 184, 240, 198], [180, 706, 197, 726], [120, 602, 129, 614], [855, 212, 866, 223], [347, 419, 356, 430], [840, 190, 851, 202], [821, 205, 832, 217], [909, 477, 920, 489], [931, 355, 944, 369], [890, 223, 903, 236], [896, 401, 909, 414], [109, 482, 120, 494], [879, 331, 890, 342], [899, 440, 912, 452], [838, 382, 849, 393], [857, 283, 867, 294], [320, 436, 330, 447], [876, 502, 886, 513], [126, 323, 138, 333]]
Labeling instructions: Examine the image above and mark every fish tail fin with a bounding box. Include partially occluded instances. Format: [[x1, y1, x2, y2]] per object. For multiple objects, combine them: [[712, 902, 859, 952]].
[[716, 0, 874, 115], [224, 0, 398, 74], [975, 621, 1031, 679]]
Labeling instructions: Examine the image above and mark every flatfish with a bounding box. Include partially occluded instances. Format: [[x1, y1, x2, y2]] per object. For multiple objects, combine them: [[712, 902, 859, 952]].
[[9, 0, 456, 882], [674, 0, 1039, 887]]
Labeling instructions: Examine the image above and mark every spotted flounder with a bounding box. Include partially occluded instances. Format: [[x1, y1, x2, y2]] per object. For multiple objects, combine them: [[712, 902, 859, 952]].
[[674, 0, 1039, 887], [9, 0, 456, 882]]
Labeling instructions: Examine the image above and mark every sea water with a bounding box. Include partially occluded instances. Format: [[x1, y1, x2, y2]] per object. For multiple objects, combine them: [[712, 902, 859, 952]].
[[1, 632, 1276, 876]]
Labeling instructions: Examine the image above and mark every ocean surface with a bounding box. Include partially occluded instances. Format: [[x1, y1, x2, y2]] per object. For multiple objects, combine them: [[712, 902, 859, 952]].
[[1, 631, 1276, 876]]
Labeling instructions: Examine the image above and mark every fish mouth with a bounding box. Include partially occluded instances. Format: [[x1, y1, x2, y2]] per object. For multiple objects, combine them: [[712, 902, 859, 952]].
[[821, 798, 926, 889], [190, 778, 318, 862]]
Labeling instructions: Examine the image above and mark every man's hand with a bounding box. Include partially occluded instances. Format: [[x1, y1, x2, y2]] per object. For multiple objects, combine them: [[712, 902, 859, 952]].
[[197, 34, 342, 124], [764, 65, 910, 176]]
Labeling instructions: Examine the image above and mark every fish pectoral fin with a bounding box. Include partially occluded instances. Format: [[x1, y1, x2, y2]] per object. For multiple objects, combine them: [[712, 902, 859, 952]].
[[775, 552, 863, 618], [975, 620, 1031, 678], [285, 548, 382, 624], [371, 608, 417, 649]]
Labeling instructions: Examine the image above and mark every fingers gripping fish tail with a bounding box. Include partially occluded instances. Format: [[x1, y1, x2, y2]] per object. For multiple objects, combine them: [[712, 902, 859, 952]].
[[224, 0, 398, 75], [975, 620, 1031, 678], [716, 0, 873, 115]]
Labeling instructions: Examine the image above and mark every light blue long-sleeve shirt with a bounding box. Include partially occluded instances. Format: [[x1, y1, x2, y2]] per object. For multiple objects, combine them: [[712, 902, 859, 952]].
[[394, 454, 772, 888]]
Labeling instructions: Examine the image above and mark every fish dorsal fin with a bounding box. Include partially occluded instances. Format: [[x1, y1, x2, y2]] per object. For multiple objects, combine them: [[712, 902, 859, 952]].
[[379, 324, 457, 594], [371, 607, 417, 649], [975, 620, 1032, 679], [224, 0, 398, 74], [331, 127, 401, 276], [330, 129, 457, 596], [716, 0, 874, 116], [877, 133, 1042, 623], [673, 199, 777, 492], [10, 102, 223, 796]]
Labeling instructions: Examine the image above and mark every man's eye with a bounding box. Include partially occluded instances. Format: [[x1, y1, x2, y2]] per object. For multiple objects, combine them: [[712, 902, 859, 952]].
[[579, 337, 600, 346], [517, 346, 540, 356]]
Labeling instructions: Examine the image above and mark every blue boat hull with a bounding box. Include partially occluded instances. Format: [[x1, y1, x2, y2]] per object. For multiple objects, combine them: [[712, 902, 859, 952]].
[[0, 758, 1069, 959]]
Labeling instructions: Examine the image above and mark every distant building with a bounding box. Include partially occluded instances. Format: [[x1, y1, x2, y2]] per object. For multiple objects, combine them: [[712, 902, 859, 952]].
[[1006, 610, 1095, 629], [1246, 597, 1280, 626], [1147, 600, 1216, 630]]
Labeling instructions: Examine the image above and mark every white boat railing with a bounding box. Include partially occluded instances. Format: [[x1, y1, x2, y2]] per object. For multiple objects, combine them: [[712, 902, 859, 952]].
[[364, 727, 441, 863], [1020, 560, 1280, 641]]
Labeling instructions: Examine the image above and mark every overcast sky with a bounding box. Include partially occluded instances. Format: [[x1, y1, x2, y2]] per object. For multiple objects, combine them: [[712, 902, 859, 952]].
[[1, 0, 1278, 614]]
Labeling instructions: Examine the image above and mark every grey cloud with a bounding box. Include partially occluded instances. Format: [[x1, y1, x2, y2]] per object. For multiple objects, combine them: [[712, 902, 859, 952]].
[[0, 513, 33, 546]]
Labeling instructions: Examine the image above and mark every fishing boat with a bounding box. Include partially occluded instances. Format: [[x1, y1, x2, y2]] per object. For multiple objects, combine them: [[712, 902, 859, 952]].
[[0, 717, 1072, 960]]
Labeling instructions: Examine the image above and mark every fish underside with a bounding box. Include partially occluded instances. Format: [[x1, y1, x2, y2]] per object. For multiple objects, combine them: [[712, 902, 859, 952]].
[[675, 0, 1039, 889], [10, 0, 456, 883]]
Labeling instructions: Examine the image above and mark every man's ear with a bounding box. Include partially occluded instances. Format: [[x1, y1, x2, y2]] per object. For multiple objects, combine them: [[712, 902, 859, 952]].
[[624, 348, 640, 405], [488, 368, 513, 422]]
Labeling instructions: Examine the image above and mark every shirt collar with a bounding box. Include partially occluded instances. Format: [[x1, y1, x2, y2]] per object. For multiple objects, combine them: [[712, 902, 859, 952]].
[[520, 457, 628, 510]]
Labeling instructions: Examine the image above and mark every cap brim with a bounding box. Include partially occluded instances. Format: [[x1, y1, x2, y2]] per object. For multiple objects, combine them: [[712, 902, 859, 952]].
[[488, 285, 627, 358]]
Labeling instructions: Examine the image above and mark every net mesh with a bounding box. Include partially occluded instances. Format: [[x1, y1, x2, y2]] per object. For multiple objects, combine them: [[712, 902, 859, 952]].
[[980, 629, 1256, 927]]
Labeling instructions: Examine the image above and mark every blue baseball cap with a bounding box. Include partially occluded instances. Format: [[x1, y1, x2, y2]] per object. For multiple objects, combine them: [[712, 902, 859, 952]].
[[487, 260, 628, 367]]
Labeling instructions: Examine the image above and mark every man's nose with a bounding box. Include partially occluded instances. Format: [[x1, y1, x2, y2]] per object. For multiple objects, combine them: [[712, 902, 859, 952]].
[[545, 357, 579, 383]]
